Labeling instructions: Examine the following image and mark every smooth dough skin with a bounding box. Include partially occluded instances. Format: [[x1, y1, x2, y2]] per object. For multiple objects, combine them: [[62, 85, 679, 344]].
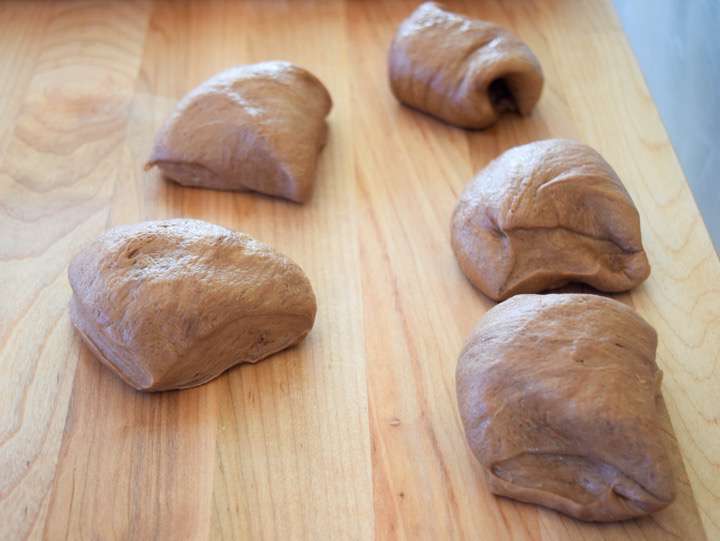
[[68, 219, 317, 391], [456, 294, 675, 522], [451, 139, 651, 301], [388, 2, 544, 129], [146, 61, 332, 203]]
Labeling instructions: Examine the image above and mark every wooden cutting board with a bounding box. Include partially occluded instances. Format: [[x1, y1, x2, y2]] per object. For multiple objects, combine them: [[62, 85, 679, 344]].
[[1, 1, 717, 539]]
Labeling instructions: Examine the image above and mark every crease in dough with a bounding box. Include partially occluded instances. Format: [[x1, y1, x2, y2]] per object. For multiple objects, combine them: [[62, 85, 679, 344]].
[[456, 293, 675, 522], [451, 139, 651, 300], [68, 219, 317, 391], [146, 61, 332, 203], [389, 2, 544, 129]]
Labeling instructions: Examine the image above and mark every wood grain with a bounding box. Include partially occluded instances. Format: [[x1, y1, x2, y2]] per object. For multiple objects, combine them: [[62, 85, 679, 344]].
[[0, 1, 717, 540]]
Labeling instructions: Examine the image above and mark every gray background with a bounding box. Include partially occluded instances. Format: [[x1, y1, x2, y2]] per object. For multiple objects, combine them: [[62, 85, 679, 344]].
[[613, 0, 719, 252]]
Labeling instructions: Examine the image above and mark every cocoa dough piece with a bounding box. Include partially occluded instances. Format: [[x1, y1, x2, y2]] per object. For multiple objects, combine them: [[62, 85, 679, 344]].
[[146, 62, 332, 203], [388, 2, 543, 129], [451, 139, 650, 301], [68, 219, 316, 391], [456, 293, 675, 522]]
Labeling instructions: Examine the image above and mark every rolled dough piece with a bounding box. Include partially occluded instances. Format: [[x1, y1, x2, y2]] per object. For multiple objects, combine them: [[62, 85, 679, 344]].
[[146, 61, 332, 203], [451, 139, 650, 301], [68, 219, 316, 391], [388, 2, 543, 129], [456, 293, 675, 521]]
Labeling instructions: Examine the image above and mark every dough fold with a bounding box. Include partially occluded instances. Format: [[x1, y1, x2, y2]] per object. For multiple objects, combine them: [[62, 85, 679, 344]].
[[389, 2, 543, 129], [456, 293, 675, 521], [68, 219, 316, 391], [146, 62, 332, 203], [451, 139, 650, 300]]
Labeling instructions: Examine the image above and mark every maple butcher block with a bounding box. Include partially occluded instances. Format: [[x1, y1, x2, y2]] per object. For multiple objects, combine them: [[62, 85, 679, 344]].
[[0, 1, 717, 540]]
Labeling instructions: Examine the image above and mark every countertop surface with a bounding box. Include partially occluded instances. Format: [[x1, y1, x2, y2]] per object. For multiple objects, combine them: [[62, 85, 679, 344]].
[[1, 1, 718, 540]]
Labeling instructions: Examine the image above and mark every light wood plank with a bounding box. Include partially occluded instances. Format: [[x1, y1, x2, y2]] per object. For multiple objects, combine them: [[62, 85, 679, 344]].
[[0, 1, 717, 540], [0, 2, 153, 539], [348, 1, 710, 539]]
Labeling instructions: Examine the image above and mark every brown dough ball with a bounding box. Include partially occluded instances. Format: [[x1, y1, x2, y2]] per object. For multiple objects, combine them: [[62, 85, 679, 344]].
[[388, 2, 543, 129], [456, 293, 675, 521], [451, 139, 650, 301], [68, 219, 316, 391], [146, 62, 332, 203]]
